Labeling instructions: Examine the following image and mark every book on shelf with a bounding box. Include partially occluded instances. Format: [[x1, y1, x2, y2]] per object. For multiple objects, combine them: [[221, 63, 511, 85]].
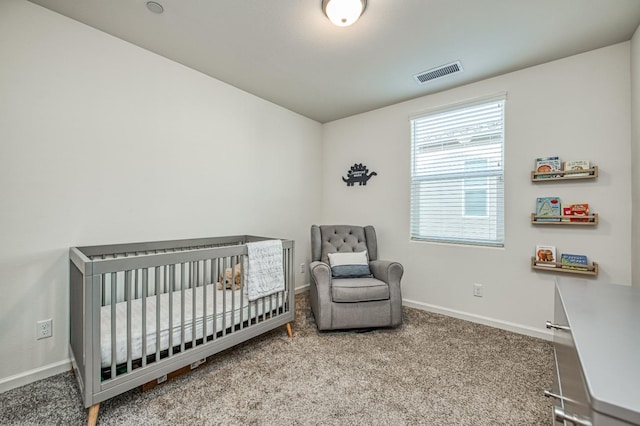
[[560, 253, 588, 271], [561, 203, 590, 222], [535, 197, 561, 221], [564, 160, 590, 177], [535, 245, 557, 267], [534, 156, 562, 178]]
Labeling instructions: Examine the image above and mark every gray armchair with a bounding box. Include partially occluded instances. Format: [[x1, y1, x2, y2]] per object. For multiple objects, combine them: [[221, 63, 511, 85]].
[[309, 225, 403, 331]]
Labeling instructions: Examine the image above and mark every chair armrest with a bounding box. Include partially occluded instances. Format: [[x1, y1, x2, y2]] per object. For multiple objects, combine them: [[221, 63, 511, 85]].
[[369, 260, 404, 285], [309, 261, 333, 330], [370, 260, 404, 326], [310, 261, 331, 284]]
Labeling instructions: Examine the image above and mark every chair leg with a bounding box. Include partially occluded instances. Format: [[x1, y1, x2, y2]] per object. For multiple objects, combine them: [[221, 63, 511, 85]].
[[87, 403, 99, 426], [285, 322, 293, 337]]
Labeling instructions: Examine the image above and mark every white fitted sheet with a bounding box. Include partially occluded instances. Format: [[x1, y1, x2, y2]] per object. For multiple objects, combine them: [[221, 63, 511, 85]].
[[100, 284, 284, 368]]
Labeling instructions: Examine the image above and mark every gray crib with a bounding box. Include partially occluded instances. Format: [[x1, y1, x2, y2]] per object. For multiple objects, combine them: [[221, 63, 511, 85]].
[[69, 235, 295, 426]]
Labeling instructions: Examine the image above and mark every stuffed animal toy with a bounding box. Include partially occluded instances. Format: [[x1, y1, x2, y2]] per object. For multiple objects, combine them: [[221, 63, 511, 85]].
[[217, 264, 242, 290]]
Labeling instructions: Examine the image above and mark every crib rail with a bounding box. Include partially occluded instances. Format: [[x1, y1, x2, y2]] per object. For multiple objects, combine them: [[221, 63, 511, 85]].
[[74, 235, 274, 259], [69, 235, 294, 409]]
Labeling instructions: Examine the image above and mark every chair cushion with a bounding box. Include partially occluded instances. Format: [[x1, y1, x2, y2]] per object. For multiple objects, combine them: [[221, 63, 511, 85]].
[[327, 251, 372, 278], [331, 277, 390, 303]]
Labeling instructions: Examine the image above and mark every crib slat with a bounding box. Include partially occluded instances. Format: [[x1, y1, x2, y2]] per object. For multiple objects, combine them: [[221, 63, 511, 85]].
[[141, 268, 148, 367], [212, 259, 217, 339], [155, 266, 161, 362], [247, 265, 252, 326], [289, 247, 293, 312], [180, 263, 186, 354], [168, 264, 174, 357], [221, 257, 227, 336], [110, 272, 117, 380], [284, 247, 289, 313], [126, 270, 132, 374], [134, 267, 139, 299], [190, 261, 196, 347], [289, 247, 294, 313], [282, 247, 287, 315], [262, 295, 266, 322], [239, 258, 244, 330], [230, 256, 236, 333], [102, 273, 107, 307], [202, 260, 208, 342]]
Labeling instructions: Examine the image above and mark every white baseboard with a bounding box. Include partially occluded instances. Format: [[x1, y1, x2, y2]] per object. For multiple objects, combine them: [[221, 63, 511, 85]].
[[295, 283, 310, 294], [0, 358, 72, 393], [403, 298, 553, 341]]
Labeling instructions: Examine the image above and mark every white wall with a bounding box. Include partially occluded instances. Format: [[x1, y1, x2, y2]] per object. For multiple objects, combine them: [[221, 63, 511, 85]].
[[322, 43, 632, 338], [632, 25, 640, 287], [0, 0, 322, 389]]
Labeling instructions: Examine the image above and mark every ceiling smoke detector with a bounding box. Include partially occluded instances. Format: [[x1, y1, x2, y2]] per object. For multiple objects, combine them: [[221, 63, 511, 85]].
[[146, 1, 164, 14], [413, 61, 463, 85]]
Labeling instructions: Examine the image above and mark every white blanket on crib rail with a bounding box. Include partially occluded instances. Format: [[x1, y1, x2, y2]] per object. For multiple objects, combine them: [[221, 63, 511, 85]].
[[244, 240, 284, 301]]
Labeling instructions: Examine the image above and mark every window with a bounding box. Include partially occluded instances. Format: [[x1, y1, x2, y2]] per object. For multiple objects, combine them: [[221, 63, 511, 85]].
[[410, 94, 505, 247]]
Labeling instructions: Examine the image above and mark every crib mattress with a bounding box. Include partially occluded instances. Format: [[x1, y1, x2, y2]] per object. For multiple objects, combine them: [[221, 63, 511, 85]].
[[100, 284, 284, 368]]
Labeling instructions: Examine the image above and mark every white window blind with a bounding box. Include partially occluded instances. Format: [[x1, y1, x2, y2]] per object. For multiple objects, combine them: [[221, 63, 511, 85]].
[[410, 94, 505, 247]]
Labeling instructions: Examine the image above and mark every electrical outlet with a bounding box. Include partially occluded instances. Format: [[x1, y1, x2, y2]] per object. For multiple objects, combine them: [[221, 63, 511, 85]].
[[37, 319, 52, 340], [473, 283, 483, 297], [299, 263, 305, 274]]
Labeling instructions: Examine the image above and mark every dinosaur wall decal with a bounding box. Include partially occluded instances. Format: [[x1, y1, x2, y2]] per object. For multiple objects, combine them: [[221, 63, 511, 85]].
[[342, 163, 377, 186]]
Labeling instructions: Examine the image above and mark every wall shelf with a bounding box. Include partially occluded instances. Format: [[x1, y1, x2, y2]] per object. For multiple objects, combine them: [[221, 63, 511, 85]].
[[531, 165, 598, 182], [530, 159, 599, 276], [530, 213, 598, 225], [530, 257, 598, 276]]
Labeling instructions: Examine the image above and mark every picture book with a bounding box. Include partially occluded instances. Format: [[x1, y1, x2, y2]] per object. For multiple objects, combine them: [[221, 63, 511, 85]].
[[535, 245, 557, 267], [561, 253, 588, 271], [564, 160, 590, 177], [535, 156, 562, 178], [535, 197, 561, 221], [569, 203, 589, 222]]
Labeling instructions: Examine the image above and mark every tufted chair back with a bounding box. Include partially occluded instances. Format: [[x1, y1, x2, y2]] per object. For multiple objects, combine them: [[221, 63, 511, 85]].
[[311, 225, 378, 264]]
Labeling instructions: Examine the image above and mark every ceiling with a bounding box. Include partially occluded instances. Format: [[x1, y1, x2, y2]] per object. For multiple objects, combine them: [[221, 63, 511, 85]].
[[27, 0, 640, 123]]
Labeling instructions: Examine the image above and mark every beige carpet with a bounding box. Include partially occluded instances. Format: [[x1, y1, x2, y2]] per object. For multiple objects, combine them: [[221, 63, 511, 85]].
[[0, 292, 553, 425]]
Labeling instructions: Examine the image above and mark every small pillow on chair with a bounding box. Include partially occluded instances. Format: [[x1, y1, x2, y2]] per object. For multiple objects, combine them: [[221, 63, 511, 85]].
[[327, 251, 373, 278]]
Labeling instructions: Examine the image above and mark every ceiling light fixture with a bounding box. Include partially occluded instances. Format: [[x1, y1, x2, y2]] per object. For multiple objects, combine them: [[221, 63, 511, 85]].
[[322, 0, 367, 27]]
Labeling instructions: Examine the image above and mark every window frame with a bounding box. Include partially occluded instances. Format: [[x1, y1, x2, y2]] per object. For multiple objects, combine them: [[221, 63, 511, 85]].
[[409, 93, 506, 247]]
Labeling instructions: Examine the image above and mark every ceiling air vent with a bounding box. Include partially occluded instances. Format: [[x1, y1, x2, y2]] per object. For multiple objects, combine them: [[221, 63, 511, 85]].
[[413, 61, 463, 85]]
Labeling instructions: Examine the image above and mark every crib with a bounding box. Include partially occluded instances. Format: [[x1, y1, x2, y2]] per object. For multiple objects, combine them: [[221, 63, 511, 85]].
[[69, 235, 295, 426]]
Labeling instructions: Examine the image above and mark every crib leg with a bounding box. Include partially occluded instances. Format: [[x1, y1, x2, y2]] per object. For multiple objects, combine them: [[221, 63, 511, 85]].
[[285, 322, 293, 338], [87, 403, 100, 426]]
